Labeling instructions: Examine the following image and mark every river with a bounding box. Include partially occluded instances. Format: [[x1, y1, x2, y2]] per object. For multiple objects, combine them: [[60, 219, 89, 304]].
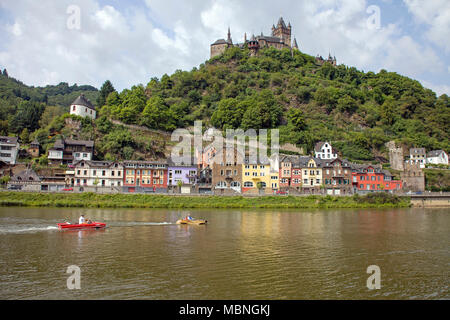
[[0, 207, 448, 300]]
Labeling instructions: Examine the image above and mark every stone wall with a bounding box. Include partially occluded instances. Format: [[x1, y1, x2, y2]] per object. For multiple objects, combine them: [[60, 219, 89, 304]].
[[401, 163, 425, 192]]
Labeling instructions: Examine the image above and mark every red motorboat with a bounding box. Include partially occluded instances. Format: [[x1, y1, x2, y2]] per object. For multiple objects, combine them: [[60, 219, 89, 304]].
[[57, 222, 106, 230]]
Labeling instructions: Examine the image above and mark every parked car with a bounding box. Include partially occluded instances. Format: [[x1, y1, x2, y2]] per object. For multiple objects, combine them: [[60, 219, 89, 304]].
[[62, 188, 73, 192]]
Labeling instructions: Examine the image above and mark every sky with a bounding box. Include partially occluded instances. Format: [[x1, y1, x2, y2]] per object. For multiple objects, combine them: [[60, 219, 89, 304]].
[[0, 0, 449, 96]]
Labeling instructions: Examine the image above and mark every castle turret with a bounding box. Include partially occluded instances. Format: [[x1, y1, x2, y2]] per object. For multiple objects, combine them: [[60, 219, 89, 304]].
[[248, 34, 260, 57], [292, 38, 299, 50], [227, 27, 232, 44]]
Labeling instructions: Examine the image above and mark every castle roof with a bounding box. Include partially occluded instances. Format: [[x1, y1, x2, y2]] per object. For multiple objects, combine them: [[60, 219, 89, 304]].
[[257, 35, 283, 43], [277, 17, 287, 29], [212, 39, 228, 45], [72, 94, 95, 110]]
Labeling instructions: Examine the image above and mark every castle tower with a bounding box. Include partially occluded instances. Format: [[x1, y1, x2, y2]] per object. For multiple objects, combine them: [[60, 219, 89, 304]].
[[272, 17, 291, 47], [248, 34, 260, 57], [227, 27, 232, 44]]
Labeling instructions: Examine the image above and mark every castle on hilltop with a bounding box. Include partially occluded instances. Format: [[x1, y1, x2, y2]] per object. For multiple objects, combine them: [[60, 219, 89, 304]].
[[210, 17, 299, 58], [210, 17, 337, 65]]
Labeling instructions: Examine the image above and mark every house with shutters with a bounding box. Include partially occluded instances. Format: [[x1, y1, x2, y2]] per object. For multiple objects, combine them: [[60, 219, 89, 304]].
[[73, 160, 123, 191], [122, 160, 168, 193], [322, 158, 353, 195]]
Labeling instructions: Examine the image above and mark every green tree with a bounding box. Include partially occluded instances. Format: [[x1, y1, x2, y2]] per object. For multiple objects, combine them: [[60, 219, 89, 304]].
[[380, 96, 398, 126], [97, 80, 116, 108], [9, 101, 45, 133], [19, 128, 30, 144], [287, 109, 307, 131]]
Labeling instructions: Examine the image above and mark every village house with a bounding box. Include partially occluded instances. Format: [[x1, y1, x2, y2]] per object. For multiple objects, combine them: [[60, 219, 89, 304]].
[[351, 164, 402, 194], [73, 160, 123, 192], [122, 160, 168, 193], [322, 158, 353, 195], [28, 139, 40, 158], [48, 138, 94, 165], [70, 94, 96, 120], [211, 147, 243, 195], [314, 141, 338, 160], [279, 155, 295, 189], [300, 157, 323, 194], [409, 148, 426, 168], [242, 159, 273, 194], [426, 150, 448, 165], [0, 136, 19, 165], [8, 169, 41, 191], [167, 159, 198, 194]]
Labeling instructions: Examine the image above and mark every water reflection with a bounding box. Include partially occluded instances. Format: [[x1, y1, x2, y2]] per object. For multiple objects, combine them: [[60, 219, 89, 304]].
[[0, 207, 448, 300]]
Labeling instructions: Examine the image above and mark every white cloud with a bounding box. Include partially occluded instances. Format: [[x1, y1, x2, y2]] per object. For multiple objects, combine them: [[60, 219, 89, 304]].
[[0, 0, 447, 96], [404, 0, 450, 52]]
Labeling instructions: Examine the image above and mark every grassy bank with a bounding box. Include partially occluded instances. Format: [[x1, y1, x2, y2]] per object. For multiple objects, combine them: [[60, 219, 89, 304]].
[[0, 192, 410, 209]]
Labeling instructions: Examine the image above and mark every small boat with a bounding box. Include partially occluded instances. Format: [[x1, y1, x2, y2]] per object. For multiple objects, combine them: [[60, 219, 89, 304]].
[[57, 222, 106, 230], [176, 218, 207, 225]]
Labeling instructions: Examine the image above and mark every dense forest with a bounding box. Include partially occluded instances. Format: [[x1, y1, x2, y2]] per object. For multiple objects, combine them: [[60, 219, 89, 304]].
[[0, 45, 449, 163]]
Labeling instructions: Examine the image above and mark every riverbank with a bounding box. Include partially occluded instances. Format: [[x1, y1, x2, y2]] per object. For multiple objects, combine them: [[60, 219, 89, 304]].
[[0, 192, 410, 209]]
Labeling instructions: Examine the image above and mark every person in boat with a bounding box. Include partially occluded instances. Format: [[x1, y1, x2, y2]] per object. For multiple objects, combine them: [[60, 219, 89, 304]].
[[79, 215, 85, 224], [185, 215, 194, 221]]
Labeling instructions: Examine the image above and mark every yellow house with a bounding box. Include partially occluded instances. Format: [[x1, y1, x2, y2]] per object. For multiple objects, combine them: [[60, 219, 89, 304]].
[[300, 157, 323, 194], [242, 162, 272, 194]]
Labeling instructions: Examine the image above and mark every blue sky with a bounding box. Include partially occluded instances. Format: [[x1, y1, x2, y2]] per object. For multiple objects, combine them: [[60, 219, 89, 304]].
[[0, 0, 448, 96]]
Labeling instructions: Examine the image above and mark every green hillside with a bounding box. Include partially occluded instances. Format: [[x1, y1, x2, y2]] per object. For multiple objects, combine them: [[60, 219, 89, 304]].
[[98, 46, 449, 161], [0, 46, 449, 163], [0, 71, 98, 135]]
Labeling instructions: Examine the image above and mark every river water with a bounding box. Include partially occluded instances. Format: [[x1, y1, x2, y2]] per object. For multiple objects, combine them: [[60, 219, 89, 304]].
[[0, 207, 448, 300]]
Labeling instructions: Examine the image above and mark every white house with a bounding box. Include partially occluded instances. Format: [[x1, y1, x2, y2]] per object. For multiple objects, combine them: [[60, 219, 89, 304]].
[[410, 148, 426, 168], [73, 160, 123, 188], [70, 94, 96, 119], [0, 136, 19, 165], [314, 141, 338, 160], [427, 150, 449, 165]]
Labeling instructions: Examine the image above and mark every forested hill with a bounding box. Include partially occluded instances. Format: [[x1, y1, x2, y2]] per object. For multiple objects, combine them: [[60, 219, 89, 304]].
[[98, 46, 449, 161], [0, 69, 98, 136], [0, 45, 449, 163]]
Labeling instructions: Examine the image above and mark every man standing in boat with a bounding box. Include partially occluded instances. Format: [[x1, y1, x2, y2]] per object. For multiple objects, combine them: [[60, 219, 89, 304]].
[[79, 215, 86, 224]]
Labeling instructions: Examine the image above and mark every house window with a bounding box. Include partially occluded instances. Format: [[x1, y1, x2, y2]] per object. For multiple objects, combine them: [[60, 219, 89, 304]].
[[244, 182, 254, 188]]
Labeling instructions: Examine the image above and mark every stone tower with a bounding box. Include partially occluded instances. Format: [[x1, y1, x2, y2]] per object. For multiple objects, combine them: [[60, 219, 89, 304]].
[[386, 141, 404, 171]]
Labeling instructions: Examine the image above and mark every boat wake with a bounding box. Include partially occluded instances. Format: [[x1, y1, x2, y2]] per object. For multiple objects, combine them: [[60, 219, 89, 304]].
[[111, 222, 175, 227], [0, 226, 59, 234]]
